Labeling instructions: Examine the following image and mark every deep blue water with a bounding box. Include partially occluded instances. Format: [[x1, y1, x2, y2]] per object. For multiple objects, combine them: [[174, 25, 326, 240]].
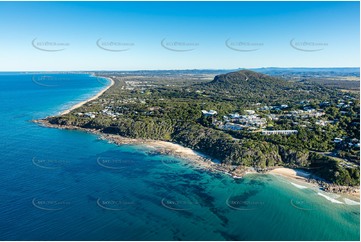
[[0, 74, 359, 240]]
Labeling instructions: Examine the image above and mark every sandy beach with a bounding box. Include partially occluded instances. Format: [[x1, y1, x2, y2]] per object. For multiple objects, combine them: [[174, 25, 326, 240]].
[[99, 134, 260, 178], [268, 167, 319, 189], [98, 134, 227, 173], [268, 167, 360, 199], [60, 76, 114, 115], [34, 74, 359, 198], [35, 118, 360, 198], [33, 117, 255, 178], [268, 168, 311, 182]]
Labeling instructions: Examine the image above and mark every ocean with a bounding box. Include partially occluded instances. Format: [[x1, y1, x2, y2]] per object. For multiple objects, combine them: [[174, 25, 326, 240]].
[[0, 73, 359, 240]]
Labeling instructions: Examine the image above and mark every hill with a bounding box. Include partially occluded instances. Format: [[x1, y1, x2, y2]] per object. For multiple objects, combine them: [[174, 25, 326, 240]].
[[41, 70, 359, 187], [197, 69, 337, 105], [207, 69, 291, 90]]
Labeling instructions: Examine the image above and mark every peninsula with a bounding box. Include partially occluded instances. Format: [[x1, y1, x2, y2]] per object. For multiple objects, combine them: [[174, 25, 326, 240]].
[[36, 69, 360, 195]]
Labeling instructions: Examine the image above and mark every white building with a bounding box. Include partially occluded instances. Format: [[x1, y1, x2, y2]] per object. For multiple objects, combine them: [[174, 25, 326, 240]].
[[221, 123, 243, 131], [229, 113, 240, 119], [202, 110, 217, 116], [84, 112, 95, 118], [334, 138, 343, 143], [316, 120, 329, 126], [244, 110, 255, 115]]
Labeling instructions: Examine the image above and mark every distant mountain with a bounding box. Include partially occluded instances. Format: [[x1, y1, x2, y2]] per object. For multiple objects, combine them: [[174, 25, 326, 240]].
[[211, 69, 288, 86], [250, 67, 360, 78], [203, 70, 293, 93], [198, 69, 336, 105], [251, 67, 360, 74]]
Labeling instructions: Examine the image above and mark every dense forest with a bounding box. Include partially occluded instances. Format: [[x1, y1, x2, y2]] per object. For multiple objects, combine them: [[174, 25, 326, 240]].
[[46, 70, 360, 186]]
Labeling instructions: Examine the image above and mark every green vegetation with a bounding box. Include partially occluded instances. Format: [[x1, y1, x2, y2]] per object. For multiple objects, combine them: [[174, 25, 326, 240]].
[[47, 70, 360, 186]]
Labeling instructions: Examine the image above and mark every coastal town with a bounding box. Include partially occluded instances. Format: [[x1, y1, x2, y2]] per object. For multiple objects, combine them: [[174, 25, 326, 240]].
[[78, 102, 359, 150], [202, 97, 359, 147], [2, 1, 360, 241], [72, 96, 360, 165], [43, 70, 360, 192]]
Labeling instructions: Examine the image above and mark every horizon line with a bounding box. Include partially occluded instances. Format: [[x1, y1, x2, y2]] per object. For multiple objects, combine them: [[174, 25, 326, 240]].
[[0, 67, 360, 73]]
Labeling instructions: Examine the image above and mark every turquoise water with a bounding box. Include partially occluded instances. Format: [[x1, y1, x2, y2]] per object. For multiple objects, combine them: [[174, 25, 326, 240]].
[[0, 73, 359, 240]]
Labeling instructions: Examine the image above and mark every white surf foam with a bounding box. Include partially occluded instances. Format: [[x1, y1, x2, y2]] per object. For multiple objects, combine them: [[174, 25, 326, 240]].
[[344, 198, 360, 205], [317, 192, 344, 204], [290, 182, 308, 189]]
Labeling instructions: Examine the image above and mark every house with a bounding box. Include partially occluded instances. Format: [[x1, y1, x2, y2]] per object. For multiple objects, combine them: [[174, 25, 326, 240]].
[[333, 138, 343, 143], [221, 123, 243, 131], [316, 120, 332, 126], [304, 107, 316, 113], [258, 106, 271, 111], [84, 112, 95, 118], [320, 101, 330, 107], [337, 103, 345, 108], [229, 113, 240, 119], [223, 116, 229, 121], [202, 110, 217, 116], [290, 110, 303, 115], [244, 110, 255, 115], [267, 114, 279, 121], [308, 111, 325, 117]]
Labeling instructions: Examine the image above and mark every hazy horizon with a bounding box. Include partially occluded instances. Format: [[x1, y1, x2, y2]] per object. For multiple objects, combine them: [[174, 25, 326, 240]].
[[0, 67, 359, 73]]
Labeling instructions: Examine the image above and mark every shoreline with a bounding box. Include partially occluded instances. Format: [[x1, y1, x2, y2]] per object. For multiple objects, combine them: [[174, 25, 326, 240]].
[[34, 119, 360, 200], [268, 167, 316, 184], [60, 76, 114, 115], [268, 167, 360, 200], [33, 119, 257, 179], [33, 74, 360, 201]]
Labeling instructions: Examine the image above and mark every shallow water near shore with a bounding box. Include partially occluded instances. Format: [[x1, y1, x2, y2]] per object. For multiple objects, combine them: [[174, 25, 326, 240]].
[[0, 73, 359, 240]]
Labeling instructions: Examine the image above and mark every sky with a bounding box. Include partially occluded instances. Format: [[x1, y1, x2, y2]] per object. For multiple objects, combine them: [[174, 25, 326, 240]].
[[0, 1, 359, 71]]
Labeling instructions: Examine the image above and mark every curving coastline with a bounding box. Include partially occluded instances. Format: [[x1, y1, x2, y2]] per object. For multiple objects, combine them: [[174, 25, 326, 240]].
[[60, 76, 114, 115], [34, 118, 257, 179], [268, 167, 360, 199], [35, 118, 360, 201], [35, 75, 360, 201]]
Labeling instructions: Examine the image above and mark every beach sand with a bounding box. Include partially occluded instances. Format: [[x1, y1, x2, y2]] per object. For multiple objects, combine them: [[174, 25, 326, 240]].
[[60, 77, 114, 115], [98, 134, 218, 171], [102, 135, 256, 178], [268, 168, 311, 182], [35, 75, 360, 199], [268, 167, 360, 199]]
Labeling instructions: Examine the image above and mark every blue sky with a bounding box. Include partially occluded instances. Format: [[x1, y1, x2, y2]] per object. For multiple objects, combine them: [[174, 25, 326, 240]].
[[0, 1, 359, 71]]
